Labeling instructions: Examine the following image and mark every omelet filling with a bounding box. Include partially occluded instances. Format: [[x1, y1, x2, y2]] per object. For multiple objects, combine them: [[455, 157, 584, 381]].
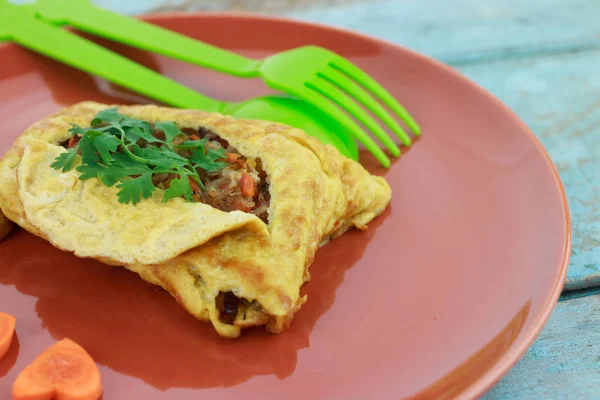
[[60, 125, 270, 224], [215, 291, 268, 326]]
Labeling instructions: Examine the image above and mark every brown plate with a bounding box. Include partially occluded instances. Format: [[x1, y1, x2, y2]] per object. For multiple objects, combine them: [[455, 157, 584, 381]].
[[0, 13, 570, 399]]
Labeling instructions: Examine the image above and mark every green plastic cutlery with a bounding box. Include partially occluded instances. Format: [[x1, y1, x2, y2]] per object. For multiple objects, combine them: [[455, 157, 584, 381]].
[[35, 0, 422, 166], [0, 0, 357, 161], [3, 0, 422, 167]]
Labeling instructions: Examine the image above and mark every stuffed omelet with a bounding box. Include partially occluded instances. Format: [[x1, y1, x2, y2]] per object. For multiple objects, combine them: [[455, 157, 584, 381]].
[[0, 102, 391, 338]]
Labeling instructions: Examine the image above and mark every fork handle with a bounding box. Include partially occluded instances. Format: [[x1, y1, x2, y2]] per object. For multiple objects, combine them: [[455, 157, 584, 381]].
[[2, 2, 223, 112], [35, 0, 262, 78]]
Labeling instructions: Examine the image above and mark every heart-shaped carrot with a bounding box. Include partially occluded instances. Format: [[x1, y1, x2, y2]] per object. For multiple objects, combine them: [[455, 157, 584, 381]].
[[0, 312, 16, 359], [12, 338, 102, 400]]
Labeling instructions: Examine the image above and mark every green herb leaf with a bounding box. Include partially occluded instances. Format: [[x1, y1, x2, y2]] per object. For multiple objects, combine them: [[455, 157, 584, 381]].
[[78, 133, 101, 167], [92, 134, 120, 165], [189, 146, 227, 172], [50, 147, 79, 172], [75, 163, 102, 181], [116, 173, 155, 205], [142, 145, 188, 169], [69, 123, 87, 136], [91, 108, 123, 127], [154, 121, 184, 148], [174, 138, 208, 150], [51, 109, 228, 205], [162, 164, 193, 203], [124, 124, 162, 145], [162, 176, 193, 203], [77, 153, 152, 186]]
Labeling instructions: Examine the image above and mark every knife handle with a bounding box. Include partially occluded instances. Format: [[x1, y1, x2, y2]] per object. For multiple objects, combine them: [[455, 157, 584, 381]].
[[0, 1, 223, 111], [35, 0, 262, 78]]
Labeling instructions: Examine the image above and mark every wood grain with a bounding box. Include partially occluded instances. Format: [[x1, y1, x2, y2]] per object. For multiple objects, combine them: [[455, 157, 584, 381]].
[[286, 0, 600, 65], [156, 0, 373, 13], [93, 0, 373, 15], [484, 293, 600, 399]]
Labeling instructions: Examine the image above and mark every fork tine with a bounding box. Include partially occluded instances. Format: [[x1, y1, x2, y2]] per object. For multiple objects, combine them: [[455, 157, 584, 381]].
[[319, 67, 412, 146], [306, 78, 401, 157], [293, 87, 391, 167], [330, 57, 421, 135]]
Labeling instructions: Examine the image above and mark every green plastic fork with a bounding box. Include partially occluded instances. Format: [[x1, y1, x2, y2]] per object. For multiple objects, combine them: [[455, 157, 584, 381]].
[[0, 0, 358, 161], [32, 0, 422, 167]]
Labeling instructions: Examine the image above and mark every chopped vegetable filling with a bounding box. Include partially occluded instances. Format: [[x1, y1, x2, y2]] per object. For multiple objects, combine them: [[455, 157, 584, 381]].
[[54, 108, 270, 223], [215, 291, 265, 326]]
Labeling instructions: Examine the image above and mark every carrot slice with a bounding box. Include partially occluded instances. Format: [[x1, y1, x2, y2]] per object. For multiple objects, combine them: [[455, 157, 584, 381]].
[[188, 176, 201, 194], [239, 173, 255, 197], [226, 153, 240, 163], [0, 312, 16, 360], [67, 137, 79, 149], [12, 338, 102, 400], [188, 134, 200, 141]]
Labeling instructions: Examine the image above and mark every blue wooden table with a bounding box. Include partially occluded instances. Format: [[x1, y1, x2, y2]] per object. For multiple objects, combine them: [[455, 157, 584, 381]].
[[53, 0, 600, 397]]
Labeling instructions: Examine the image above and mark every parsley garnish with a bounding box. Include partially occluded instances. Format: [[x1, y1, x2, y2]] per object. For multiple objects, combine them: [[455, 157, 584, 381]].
[[51, 108, 227, 205]]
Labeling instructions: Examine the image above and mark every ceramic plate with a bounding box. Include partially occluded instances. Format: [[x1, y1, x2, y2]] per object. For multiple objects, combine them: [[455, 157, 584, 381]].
[[0, 13, 570, 399]]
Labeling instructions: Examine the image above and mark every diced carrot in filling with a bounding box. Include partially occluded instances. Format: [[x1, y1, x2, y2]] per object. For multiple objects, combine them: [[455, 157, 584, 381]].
[[240, 173, 255, 197], [226, 153, 239, 163], [67, 136, 80, 148], [188, 176, 201, 194]]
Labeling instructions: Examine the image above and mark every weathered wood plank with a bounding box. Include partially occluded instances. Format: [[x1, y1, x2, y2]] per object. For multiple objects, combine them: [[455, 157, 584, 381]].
[[89, 0, 600, 66], [85, 0, 373, 15], [560, 286, 600, 302], [483, 293, 600, 399], [285, 0, 600, 65]]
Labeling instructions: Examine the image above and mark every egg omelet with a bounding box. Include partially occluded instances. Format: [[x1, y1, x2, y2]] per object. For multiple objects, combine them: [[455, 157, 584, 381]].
[[0, 102, 391, 338]]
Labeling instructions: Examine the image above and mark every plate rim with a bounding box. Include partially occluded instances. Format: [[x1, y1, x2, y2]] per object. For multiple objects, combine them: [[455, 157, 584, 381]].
[[0, 11, 572, 399]]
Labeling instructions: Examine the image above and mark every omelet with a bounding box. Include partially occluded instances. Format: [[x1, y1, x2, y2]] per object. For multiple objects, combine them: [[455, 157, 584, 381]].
[[0, 102, 391, 338]]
